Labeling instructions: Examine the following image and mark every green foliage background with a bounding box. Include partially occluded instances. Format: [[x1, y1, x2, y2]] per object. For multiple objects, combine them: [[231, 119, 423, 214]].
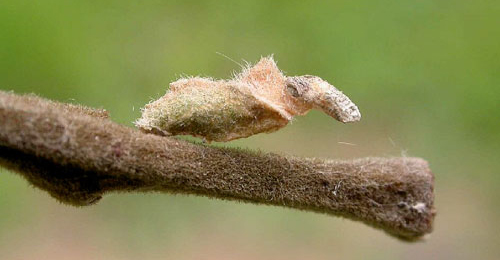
[[1, 1, 498, 259]]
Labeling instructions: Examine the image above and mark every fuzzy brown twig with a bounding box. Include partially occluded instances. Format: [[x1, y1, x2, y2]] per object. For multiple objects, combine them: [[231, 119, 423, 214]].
[[0, 90, 435, 241]]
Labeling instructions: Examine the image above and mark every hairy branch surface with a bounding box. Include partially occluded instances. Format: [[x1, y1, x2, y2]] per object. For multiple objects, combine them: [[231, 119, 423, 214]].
[[0, 91, 435, 241]]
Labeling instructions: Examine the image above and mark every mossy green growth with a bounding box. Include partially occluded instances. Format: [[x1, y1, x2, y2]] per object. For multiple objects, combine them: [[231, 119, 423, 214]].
[[136, 81, 287, 142]]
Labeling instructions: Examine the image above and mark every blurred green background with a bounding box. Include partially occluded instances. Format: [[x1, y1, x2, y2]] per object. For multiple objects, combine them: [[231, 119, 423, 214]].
[[1, 0, 499, 259]]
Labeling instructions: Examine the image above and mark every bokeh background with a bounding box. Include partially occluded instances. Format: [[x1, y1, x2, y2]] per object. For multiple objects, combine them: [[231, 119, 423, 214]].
[[1, 0, 499, 259]]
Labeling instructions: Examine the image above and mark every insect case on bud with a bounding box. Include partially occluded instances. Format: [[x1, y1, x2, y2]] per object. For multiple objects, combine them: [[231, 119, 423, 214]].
[[135, 56, 360, 142]]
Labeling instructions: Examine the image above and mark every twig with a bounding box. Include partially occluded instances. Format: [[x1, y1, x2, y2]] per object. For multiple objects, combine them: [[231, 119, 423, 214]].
[[0, 90, 435, 241]]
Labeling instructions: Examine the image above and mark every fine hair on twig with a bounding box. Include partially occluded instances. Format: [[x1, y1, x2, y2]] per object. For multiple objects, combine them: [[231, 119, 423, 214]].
[[0, 90, 435, 241]]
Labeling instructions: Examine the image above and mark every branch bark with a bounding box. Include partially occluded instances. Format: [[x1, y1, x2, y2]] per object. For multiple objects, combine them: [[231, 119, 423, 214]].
[[0, 90, 435, 241]]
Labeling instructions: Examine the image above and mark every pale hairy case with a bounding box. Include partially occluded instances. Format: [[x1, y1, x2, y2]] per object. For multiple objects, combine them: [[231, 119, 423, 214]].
[[135, 56, 361, 142]]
